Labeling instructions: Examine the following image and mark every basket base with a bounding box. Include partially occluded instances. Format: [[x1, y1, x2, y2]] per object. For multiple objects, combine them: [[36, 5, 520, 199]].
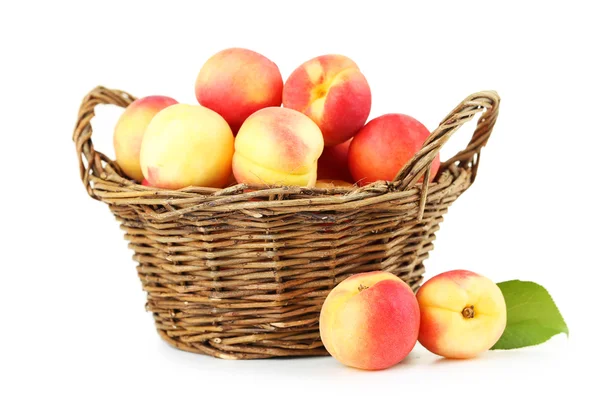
[[157, 329, 330, 360]]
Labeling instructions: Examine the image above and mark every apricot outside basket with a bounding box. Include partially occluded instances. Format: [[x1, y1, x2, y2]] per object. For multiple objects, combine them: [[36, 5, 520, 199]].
[[73, 86, 500, 360]]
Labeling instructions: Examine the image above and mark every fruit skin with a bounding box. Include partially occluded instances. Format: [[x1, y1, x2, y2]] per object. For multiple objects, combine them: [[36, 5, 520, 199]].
[[113, 95, 178, 182], [319, 271, 420, 371], [140, 104, 234, 189], [283, 54, 371, 147], [348, 113, 440, 186], [195, 48, 283, 133], [232, 107, 324, 187], [416, 270, 507, 359], [317, 139, 354, 183]]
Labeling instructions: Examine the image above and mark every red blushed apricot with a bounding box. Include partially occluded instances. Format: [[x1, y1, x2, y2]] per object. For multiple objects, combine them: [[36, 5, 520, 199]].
[[195, 48, 283, 133], [232, 107, 324, 187], [348, 113, 440, 186], [283, 54, 372, 147], [416, 270, 507, 359], [319, 271, 420, 370], [317, 139, 354, 183]]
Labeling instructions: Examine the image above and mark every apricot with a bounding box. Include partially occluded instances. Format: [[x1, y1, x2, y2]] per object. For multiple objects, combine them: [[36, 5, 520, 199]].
[[416, 270, 507, 359], [319, 271, 420, 370], [348, 113, 440, 186], [283, 54, 371, 146], [232, 107, 324, 187], [113, 95, 177, 182], [317, 139, 354, 183], [195, 48, 283, 133], [139, 104, 234, 189]]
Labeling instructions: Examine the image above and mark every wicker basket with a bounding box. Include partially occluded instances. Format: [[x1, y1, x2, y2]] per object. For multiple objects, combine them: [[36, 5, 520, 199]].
[[73, 86, 500, 360]]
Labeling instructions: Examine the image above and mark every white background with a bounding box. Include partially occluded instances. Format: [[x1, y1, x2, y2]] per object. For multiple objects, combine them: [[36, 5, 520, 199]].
[[1, 1, 598, 399]]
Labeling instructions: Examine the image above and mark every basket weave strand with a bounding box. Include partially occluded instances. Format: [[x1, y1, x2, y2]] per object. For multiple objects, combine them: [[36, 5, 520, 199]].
[[73, 87, 500, 359]]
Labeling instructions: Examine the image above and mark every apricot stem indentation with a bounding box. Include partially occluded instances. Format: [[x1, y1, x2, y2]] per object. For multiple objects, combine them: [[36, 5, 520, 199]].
[[462, 305, 475, 319]]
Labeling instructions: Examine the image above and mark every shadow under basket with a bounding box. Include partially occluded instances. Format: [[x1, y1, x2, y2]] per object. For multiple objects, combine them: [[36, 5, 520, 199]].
[[73, 87, 500, 360]]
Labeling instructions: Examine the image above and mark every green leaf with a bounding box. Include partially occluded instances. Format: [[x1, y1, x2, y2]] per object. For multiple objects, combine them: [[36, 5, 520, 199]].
[[491, 280, 569, 350]]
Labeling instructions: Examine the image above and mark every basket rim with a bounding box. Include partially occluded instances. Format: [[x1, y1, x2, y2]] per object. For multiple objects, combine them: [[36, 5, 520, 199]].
[[88, 161, 458, 199], [89, 166, 473, 224]]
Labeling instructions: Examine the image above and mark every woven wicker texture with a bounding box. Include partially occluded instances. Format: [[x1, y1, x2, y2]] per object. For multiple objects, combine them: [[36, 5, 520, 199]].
[[73, 87, 500, 359]]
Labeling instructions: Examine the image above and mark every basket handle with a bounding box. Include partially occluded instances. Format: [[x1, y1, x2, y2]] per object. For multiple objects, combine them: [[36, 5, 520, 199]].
[[73, 86, 136, 199], [393, 90, 500, 189], [392, 90, 500, 220]]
